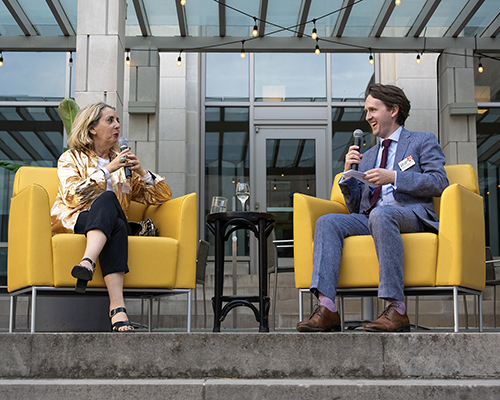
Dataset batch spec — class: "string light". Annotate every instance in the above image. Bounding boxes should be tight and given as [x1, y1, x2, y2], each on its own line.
[252, 17, 258, 37]
[369, 48, 374, 65]
[311, 19, 317, 40]
[273, 180, 277, 190]
[395, 0, 401, 5]
[307, 180, 310, 190]
[314, 38, 320, 55]
[126, 52, 131, 66]
[416, 54, 421, 64]
[177, 50, 183, 67]
[180, 0, 186, 5]
[240, 40, 246, 59]
[478, 57, 483, 73]
[68, 52, 73, 67]
[0, 52, 3, 68]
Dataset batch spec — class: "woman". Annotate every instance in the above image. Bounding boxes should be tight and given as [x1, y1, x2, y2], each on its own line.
[50, 102, 172, 332]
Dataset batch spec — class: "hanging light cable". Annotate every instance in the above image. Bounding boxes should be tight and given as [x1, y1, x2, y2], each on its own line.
[369, 48, 374, 65]
[241, 40, 246, 59]
[478, 57, 483, 73]
[252, 17, 258, 37]
[311, 19, 317, 40]
[314, 38, 320, 55]
[0, 52, 3, 68]
[177, 50, 183, 67]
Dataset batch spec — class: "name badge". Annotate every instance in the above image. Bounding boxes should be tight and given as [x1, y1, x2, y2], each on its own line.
[122, 182, 130, 194]
[398, 156, 415, 171]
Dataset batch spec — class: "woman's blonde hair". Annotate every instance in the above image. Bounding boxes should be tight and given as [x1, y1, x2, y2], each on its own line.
[67, 102, 118, 151]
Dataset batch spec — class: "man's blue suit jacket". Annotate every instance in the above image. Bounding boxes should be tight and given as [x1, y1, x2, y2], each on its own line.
[339, 128, 449, 231]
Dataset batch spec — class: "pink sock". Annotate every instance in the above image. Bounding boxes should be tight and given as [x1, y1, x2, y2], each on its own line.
[318, 293, 337, 313]
[386, 299, 406, 315]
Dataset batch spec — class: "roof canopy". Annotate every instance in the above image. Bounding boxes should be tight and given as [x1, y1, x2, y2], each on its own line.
[0, 0, 498, 53]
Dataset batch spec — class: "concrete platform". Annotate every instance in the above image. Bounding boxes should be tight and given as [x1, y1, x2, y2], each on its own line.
[1, 332, 500, 380]
[1, 378, 500, 400]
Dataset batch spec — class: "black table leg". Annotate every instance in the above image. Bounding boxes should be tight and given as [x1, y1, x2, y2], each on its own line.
[258, 218, 270, 332]
[212, 219, 225, 332]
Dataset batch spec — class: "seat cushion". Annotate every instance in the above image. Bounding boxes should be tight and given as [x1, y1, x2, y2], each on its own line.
[337, 232, 438, 288]
[52, 234, 179, 289]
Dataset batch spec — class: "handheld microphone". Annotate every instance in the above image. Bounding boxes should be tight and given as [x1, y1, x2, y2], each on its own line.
[351, 129, 364, 171]
[118, 137, 132, 178]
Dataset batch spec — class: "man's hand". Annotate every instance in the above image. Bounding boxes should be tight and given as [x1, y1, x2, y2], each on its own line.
[344, 145, 363, 172]
[363, 168, 395, 186]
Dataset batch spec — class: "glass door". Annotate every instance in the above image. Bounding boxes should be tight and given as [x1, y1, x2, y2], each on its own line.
[255, 127, 328, 259]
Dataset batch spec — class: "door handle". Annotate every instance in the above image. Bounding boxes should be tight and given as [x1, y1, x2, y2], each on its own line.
[255, 202, 259, 210]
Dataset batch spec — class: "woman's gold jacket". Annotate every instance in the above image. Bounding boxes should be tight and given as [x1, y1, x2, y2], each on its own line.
[50, 148, 172, 235]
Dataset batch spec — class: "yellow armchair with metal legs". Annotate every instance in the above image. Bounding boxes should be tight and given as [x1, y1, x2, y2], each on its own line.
[293, 164, 485, 332]
[7, 166, 197, 332]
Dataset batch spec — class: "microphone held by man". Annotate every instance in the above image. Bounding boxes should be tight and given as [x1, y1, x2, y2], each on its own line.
[351, 129, 364, 171]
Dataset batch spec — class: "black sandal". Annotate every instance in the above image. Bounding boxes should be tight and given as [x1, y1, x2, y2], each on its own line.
[110, 307, 134, 332]
[71, 257, 95, 293]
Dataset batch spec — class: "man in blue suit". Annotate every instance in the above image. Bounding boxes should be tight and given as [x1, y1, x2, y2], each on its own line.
[297, 84, 449, 333]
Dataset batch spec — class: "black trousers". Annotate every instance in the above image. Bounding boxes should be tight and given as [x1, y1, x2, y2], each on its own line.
[74, 191, 130, 277]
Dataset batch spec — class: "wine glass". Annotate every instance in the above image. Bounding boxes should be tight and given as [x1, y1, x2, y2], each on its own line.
[235, 182, 250, 211]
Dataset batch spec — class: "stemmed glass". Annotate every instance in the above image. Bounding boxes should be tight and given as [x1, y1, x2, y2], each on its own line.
[235, 182, 250, 211]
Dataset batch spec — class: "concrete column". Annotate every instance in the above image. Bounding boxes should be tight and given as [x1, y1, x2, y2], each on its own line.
[158, 53, 200, 198]
[126, 49, 159, 173]
[438, 48, 478, 169]
[379, 53, 439, 137]
[74, 0, 126, 115]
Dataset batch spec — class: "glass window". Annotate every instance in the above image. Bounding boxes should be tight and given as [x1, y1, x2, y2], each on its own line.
[475, 55, 500, 103]
[477, 108, 500, 256]
[343, 0, 385, 37]
[225, 0, 260, 37]
[0, 52, 66, 99]
[265, 0, 302, 37]
[0, 1, 24, 35]
[206, 53, 249, 101]
[255, 53, 326, 102]
[332, 54, 374, 102]
[307, 0, 344, 38]
[332, 107, 373, 176]
[17, 0, 62, 35]
[425, 0, 468, 37]
[183, 0, 219, 36]
[205, 107, 249, 256]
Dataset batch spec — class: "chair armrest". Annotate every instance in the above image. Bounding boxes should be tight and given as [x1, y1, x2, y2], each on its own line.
[145, 193, 197, 289]
[293, 193, 349, 289]
[8, 184, 54, 292]
[436, 183, 485, 291]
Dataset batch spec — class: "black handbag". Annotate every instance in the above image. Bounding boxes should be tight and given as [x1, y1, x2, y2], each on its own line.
[128, 218, 158, 236]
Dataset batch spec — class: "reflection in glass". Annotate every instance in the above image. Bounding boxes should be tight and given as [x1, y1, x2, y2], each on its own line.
[0, 53, 66, 99]
[332, 107, 373, 176]
[255, 53, 326, 102]
[477, 108, 500, 256]
[266, 138, 316, 257]
[205, 107, 249, 256]
[332, 54, 374, 102]
[206, 53, 249, 101]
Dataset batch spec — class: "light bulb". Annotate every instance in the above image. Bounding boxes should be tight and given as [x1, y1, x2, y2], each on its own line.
[241, 51, 246, 59]
[315, 45, 320, 55]
[177, 56, 182, 67]
[416, 54, 421, 64]
[395, 0, 401, 5]
[252, 25, 258, 37]
[180, 0, 186, 5]
[0, 57, 3, 68]
[478, 63, 483, 73]
[369, 54, 374, 65]
[312, 28, 317, 40]
[126, 56, 130, 66]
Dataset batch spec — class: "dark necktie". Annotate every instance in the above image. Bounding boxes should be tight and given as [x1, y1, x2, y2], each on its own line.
[369, 139, 391, 208]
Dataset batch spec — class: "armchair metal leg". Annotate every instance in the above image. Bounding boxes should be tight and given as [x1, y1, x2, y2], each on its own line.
[187, 290, 192, 333]
[453, 286, 459, 333]
[478, 292, 483, 333]
[9, 295, 16, 333]
[339, 297, 345, 332]
[202, 282, 207, 329]
[463, 295, 468, 329]
[31, 287, 37, 333]
[415, 296, 419, 331]
[147, 298, 153, 332]
[194, 284, 198, 329]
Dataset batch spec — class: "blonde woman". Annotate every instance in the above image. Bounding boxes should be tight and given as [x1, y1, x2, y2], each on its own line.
[51, 102, 171, 332]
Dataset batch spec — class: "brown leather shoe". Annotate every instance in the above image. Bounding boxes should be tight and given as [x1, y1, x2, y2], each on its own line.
[296, 305, 341, 332]
[363, 304, 410, 332]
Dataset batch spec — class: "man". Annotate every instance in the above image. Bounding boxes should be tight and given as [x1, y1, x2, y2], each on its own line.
[297, 84, 449, 333]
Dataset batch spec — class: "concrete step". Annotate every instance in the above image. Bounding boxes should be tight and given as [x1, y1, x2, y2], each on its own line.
[2, 332, 500, 380]
[1, 378, 500, 400]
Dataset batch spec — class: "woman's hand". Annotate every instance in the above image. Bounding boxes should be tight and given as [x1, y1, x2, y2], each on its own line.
[105, 149, 148, 177]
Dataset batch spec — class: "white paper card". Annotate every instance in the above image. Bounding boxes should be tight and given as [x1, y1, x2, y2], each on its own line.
[398, 156, 415, 171]
[342, 170, 378, 188]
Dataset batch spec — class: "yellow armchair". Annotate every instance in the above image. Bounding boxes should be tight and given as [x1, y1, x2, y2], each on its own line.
[293, 164, 485, 332]
[7, 166, 197, 332]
